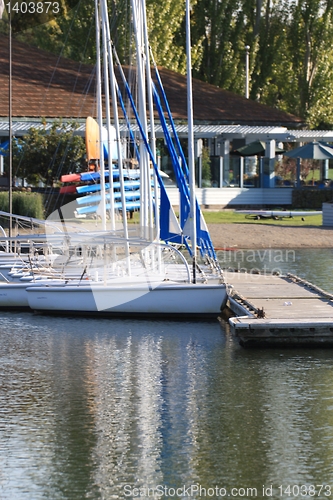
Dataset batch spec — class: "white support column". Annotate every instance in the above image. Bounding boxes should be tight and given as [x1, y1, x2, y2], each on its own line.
[324, 159, 329, 181]
[265, 139, 276, 187]
[220, 139, 229, 187]
[259, 157, 264, 188]
[219, 156, 223, 188]
[198, 155, 202, 188]
[195, 138, 203, 188]
[240, 157, 244, 188]
[195, 138, 203, 158]
[265, 139, 276, 158]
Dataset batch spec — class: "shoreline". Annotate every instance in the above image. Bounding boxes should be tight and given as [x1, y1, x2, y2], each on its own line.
[208, 223, 333, 249]
[3, 220, 332, 250]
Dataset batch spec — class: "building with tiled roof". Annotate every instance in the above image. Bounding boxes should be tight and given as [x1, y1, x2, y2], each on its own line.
[3, 34, 331, 208]
[0, 34, 304, 128]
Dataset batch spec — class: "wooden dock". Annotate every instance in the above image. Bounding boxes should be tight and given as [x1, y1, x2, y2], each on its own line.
[224, 271, 333, 347]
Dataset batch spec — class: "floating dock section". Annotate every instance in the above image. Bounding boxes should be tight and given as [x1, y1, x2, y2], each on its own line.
[225, 271, 333, 347]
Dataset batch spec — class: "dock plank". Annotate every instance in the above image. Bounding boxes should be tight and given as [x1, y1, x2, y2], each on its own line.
[225, 271, 333, 347]
[249, 298, 333, 318]
[228, 283, 320, 299]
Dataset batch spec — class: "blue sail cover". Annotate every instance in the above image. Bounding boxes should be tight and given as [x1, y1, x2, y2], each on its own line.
[112, 55, 217, 260]
[152, 71, 217, 260]
[115, 62, 183, 245]
[159, 186, 183, 244]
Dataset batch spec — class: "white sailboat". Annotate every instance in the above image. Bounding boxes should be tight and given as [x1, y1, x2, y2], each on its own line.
[25, 0, 227, 318]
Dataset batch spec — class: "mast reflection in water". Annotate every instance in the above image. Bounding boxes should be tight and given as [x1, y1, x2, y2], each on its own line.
[1, 248, 333, 499]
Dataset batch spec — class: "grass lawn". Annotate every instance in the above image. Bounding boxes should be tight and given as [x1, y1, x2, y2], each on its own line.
[74, 209, 322, 227]
[201, 210, 322, 226]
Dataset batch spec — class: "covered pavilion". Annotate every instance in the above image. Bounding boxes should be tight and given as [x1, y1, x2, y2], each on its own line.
[1, 34, 332, 206]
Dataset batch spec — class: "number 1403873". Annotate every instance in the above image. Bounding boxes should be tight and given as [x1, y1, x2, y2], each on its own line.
[278, 484, 332, 497]
[6, 2, 60, 14]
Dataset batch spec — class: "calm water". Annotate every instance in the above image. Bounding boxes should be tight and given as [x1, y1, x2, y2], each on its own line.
[1, 249, 333, 500]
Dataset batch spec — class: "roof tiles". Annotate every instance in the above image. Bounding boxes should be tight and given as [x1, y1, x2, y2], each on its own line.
[0, 35, 304, 127]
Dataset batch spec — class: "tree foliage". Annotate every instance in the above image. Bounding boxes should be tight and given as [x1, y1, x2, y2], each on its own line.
[201, 146, 212, 186]
[190, 0, 333, 127]
[6, 0, 333, 128]
[11, 121, 86, 186]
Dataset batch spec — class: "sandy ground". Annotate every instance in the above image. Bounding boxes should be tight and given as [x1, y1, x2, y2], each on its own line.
[8, 219, 332, 249]
[207, 223, 333, 249]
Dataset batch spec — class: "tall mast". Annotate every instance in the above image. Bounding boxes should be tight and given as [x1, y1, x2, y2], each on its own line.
[101, 8, 116, 231]
[186, 0, 197, 283]
[94, 0, 107, 231]
[131, 0, 150, 240]
[140, 0, 155, 242]
[100, 0, 131, 272]
[8, 5, 12, 240]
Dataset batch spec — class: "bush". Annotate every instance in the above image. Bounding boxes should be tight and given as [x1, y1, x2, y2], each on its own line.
[0, 191, 44, 219]
[292, 188, 333, 209]
[201, 146, 212, 186]
[8, 120, 86, 187]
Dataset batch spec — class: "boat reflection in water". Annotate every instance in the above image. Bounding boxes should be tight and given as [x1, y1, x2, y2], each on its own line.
[2, 312, 333, 499]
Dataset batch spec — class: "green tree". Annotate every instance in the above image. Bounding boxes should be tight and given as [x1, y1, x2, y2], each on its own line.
[20, 0, 97, 63]
[191, 0, 333, 128]
[145, 0, 202, 74]
[14, 0, 197, 71]
[7, 0, 333, 129]
[201, 146, 212, 186]
[11, 120, 86, 186]
[285, 0, 333, 126]
[191, 0, 247, 92]
[248, 0, 289, 105]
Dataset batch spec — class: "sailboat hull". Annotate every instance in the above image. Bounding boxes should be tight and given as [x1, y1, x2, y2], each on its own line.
[26, 282, 227, 318]
[0, 280, 67, 309]
[0, 283, 32, 309]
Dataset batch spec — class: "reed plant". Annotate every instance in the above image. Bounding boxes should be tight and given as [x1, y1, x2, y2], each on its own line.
[0, 191, 44, 220]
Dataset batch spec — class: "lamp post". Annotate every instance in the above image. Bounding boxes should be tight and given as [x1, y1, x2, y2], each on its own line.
[245, 45, 250, 99]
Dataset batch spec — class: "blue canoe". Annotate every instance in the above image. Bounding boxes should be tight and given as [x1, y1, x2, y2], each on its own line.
[76, 200, 141, 215]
